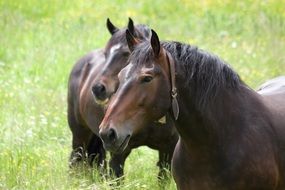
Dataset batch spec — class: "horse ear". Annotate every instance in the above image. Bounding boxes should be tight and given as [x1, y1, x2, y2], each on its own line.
[127, 17, 135, 36]
[150, 29, 160, 57]
[106, 18, 119, 35]
[126, 29, 139, 52]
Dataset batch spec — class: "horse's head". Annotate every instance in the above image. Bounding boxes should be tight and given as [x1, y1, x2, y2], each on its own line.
[92, 18, 151, 105]
[99, 29, 176, 153]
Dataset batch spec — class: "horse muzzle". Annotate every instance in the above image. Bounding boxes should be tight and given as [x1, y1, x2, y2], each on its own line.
[99, 125, 131, 153]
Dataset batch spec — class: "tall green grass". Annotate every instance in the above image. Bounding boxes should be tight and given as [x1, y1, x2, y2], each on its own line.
[0, 0, 284, 189]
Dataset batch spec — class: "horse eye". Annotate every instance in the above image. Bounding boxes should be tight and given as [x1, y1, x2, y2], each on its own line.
[141, 75, 153, 83]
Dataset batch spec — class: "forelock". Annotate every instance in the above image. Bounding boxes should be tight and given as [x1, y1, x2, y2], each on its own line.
[129, 42, 155, 67]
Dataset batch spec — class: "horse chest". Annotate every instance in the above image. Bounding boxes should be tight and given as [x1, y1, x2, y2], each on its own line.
[172, 139, 218, 189]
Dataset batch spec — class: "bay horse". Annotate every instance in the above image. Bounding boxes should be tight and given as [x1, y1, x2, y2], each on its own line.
[99, 29, 285, 189]
[68, 19, 178, 178]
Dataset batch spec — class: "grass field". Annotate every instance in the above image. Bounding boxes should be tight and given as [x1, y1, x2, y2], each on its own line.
[0, 0, 284, 189]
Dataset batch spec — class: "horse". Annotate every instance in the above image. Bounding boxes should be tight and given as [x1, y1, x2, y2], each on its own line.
[257, 76, 285, 95]
[98, 28, 285, 189]
[67, 19, 178, 179]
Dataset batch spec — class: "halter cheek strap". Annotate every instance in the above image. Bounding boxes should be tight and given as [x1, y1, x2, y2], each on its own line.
[166, 52, 179, 120]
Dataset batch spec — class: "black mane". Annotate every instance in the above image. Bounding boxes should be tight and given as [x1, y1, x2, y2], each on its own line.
[130, 41, 243, 110]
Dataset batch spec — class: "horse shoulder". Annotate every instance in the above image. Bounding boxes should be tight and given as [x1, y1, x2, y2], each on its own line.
[221, 135, 279, 189]
[172, 139, 193, 190]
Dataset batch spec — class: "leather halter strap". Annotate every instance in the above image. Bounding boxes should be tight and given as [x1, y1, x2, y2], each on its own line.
[166, 52, 179, 120]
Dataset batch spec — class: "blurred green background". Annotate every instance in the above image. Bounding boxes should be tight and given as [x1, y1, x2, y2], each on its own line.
[0, 0, 284, 189]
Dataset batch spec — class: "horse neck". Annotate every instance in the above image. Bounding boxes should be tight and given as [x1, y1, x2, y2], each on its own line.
[79, 51, 105, 114]
[174, 71, 266, 150]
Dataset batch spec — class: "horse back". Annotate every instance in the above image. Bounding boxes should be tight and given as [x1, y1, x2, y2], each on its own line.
[258, 76, 285, 95]
[258, 76, 285, 133]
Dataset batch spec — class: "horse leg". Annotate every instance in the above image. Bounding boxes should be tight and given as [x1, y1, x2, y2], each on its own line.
[68, 107, 99, 167]
[69, 121, 93, 167]
[87, 134, 106, 171]
[109, 148, 132, 178]
[157, 151, 172, 181]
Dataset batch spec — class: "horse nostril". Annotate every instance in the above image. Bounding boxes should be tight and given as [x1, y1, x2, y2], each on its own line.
[98, 84, 106, 93]
[99, 128, 117, 144]
[92, 83, 106, 100]
[107, 128, 117, 143]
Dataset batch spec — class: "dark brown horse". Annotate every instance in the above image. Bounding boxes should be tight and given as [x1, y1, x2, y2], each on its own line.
[68, 19, 178, 178]
[99, 29, 285, 189]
